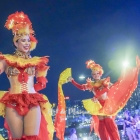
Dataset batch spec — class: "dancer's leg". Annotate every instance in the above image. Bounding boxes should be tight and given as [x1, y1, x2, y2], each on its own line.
[98, 116, 109, 140]
[5, 107, 23, 139]
[104, 117, 120, 140]
[24, 106, 41, 137]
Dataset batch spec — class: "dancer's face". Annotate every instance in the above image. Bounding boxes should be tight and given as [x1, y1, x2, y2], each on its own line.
[92, 71, 101, 80]
[15, 35, 31, 53]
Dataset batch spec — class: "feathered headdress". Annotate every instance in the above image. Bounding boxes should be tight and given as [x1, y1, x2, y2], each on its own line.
[5, 11, 37, 51]
[86, 60, 103, 75]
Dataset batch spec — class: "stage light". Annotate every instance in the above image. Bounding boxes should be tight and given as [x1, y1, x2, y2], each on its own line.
[65, 96, 70, 100]
[79, 75, 85, 80]
[122, 61, 129, 68]
[83, 137, 88, 140]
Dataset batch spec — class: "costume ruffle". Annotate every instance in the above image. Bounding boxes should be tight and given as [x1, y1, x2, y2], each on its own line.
[82, 99, 102, 115]
[0, 92, 47, 115]
[0, 91, 6, 116]
[0, 53, 49, 68]
[0, 91, 54, 140]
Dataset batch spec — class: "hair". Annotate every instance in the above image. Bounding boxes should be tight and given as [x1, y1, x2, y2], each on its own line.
[5, 11, 37, 51]
[86, 60, 104, 76]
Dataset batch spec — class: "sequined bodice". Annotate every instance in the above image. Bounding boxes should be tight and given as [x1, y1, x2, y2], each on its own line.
[5, 66, 35, 76]
[5, 66, 36, 94]
[0, 50, 49, 94]
[8, 75, 36, 94]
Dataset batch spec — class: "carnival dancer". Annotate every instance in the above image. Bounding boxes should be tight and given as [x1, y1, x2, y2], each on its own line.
[67, 59, 139, 140]
[0, 11, 54, 140]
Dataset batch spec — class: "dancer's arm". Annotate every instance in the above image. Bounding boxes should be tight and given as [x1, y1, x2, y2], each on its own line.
[67, 77, 87, 91]
[34, 63, 49, 91]
[0, 60, 6, 74]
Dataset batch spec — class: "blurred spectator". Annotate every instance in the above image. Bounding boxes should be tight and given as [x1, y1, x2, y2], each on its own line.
[123, 111, 137, 140]
[69, 128, 78, 140]
[134, 115, 140, 139]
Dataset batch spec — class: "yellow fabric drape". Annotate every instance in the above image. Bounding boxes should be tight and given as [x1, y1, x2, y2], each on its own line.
[0, 91, 7, 116]
[0, 134, 5, 140]
[0, 54, 48, 67]
[55, 68, 71, 140]
[0, 91, 6, 140]
[82, 99, 102, 115]
[40, 95, 54, 140]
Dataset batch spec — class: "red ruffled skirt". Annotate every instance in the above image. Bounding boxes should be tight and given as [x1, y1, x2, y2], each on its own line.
[0, 92, 50, 140]
[0, 92, 47, 115]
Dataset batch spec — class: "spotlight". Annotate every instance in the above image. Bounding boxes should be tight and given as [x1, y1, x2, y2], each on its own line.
[79, 75, 85, 80]
[83, 137, 88, 140]
[122, 61, 129, 68]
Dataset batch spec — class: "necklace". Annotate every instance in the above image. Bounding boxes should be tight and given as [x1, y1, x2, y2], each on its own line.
[14, 50, 31, 59]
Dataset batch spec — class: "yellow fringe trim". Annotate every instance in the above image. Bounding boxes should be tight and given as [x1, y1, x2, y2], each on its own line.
[0, 91, 6, 116]
[82, 98, 122, 116]
[36, 70, 47, 77]
[82, 99, 103, 115]
[0, 54, 47, 67]
[40, 95, 54, 140]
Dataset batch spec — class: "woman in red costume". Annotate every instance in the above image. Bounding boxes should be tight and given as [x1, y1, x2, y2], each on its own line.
[67, 59, 139, 140]
[0, 12, 54, 140]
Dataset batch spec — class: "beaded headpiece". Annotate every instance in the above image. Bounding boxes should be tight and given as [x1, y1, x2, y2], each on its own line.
[5, 11, 37, 51]
[86, 60, 104, 75]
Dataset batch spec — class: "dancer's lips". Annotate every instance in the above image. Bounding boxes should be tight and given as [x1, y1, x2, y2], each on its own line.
[23, 46, 30, 50]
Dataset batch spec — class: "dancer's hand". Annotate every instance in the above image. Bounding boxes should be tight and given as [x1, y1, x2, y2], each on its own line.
[67, 76, 73, 82]
[92, 97, 98, 102]
[86, 77, 92, 83]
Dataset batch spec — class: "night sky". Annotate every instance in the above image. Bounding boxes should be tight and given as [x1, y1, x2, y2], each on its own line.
[0, 0, 140, 125]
